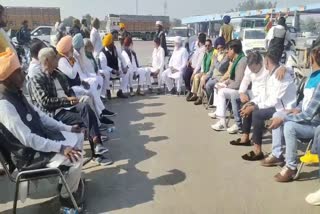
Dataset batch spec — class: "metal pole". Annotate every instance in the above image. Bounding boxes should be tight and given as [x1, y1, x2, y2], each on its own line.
[136, 0, 139, 15]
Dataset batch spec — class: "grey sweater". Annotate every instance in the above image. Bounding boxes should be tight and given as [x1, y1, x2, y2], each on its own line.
[226, 57, 247, 90]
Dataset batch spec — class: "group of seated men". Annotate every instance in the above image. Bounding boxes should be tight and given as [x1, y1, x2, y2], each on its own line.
[2, 15, 320, 207]
[166, 32, 320, 205]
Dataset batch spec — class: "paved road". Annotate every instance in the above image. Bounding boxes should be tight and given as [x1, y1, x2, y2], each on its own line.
[1, 42, 320, 214]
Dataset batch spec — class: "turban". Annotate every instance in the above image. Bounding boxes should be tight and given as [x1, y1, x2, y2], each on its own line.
[174, 36, 182, 44]
[123, 37, 133, 47]
[56, 35, 73, 55]
[156, 21, 163, 26]
[72, 33, 84, 50]
[223, 15, 231, 24]
[214, 37, 226, 49]
[102, 33, 113, 47]
[0, 48, 20, 81]
[119, 23, 126, 29]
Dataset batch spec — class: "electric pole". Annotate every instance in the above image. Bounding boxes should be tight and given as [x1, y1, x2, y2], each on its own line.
[136, 0, 139, 15]
[164, 0, 168, 16]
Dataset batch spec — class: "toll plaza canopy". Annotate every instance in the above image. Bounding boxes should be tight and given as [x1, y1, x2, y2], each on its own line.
[182, 3, 320, 24]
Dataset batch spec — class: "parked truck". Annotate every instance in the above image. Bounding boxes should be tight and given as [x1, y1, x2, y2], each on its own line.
[3, 6, 60, 36]
[105, 14, 170, 41]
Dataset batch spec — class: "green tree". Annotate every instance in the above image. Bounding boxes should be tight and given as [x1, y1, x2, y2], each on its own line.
[62, 16, 76, 27]
[235, 0, 277, 11]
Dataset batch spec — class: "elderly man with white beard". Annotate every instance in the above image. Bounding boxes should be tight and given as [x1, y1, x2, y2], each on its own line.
[161, 36, 188, 95]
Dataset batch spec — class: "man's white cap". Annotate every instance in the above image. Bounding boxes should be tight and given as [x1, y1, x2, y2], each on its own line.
[156, 21, 163, 26]
[174, 36, 182, 44]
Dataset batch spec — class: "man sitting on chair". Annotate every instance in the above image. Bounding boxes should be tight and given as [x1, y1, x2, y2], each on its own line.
[99, 33, 129, 99]
[145, 38, 165, 94]
[0, 48, 83, 207]
[161, 36, 188, 95]
[262, 46, 320, 182]
[122, 37, 150, 96]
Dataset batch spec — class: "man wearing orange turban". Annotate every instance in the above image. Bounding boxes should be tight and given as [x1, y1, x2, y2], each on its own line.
[0, 47, 85, 208]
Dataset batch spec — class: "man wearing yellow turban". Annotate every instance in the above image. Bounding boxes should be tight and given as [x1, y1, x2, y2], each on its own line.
[99, 33, 130, 98]
[0, 47, 85, 208]
[118, 22, 131, 47]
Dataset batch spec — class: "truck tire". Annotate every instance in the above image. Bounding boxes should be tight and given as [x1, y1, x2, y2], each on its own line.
[146, 33, 152, 41]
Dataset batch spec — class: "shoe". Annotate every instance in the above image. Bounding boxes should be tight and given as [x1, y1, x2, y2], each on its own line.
[94, 144, 109, 155]
[101, 109, 117, 117]
[170, 88, 177, 95]
[94, 155, 114, 166]
[274, 166, 297, 182]
[130, 87, 135, 97]
[157, 88, 163, 95]
[107, 90, 112, 100]
[261, 154, 285, 167]
[117, 90, 128, 99]
[187, 95, 197, 102]
[227, 124, 239, 134]
[186, 92, 193, 101]
[211, 121, 227, 131]
[306, 189, 320, 206]
[194, 97, 203, 105]
[100, 116, 114, 125]
[242, 151, 265, 161]
[136, 89, 145, 96]
[208, 111, 217, 119]
[300, 151, 319, 164]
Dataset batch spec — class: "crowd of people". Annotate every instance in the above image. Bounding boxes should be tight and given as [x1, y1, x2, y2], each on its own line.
[1, 3, 320, 210]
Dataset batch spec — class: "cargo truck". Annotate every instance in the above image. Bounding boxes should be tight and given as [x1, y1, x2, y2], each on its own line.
[105, 14, 170, 41]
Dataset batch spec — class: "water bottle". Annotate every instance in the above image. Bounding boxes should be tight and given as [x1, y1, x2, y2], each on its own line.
[61, 207, 79, 214]
[107, 127, 116, 133]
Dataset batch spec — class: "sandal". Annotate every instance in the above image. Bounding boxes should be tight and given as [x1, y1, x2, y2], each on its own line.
[230, 138, 252, 146]
[242, 151, 265, 161]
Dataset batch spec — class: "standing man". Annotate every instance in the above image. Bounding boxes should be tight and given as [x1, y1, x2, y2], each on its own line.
[265, 17, 292, 64]
[17, 20, 31, 45]
[155, 21, 168, 57]
[90, 18, 103, 59]
[70, 19, 81, 37]
[80, 19, 90, 39]
[0, 4, 14, 52]
[119, 23, 131, 47]
[219, 15, 234, 43]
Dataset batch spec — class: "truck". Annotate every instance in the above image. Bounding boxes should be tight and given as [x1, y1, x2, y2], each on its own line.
[105, 14, 170, 41]
[3, 6, 60, 36]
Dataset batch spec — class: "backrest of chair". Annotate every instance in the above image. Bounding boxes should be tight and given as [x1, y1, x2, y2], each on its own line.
[296, 76, 307, 106]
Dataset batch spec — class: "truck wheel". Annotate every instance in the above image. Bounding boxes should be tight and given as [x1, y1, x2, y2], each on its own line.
[146, 33, 151, 41]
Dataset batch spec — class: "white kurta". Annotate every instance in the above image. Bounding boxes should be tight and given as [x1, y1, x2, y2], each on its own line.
[58, 57, 105, 116]
[121, 49, 149, 87]
[161, 47, 189, 92]
[99, 47, 130, 92]
[90, 27, 103, 58]
[0, 99, 83, 198]
[145, 46, 165, 87]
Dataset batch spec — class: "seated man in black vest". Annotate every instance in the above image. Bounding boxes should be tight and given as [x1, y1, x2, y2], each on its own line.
[0, 48, 83, 206]
[99, 33, 129, 98]
[29, 47, 113, 166]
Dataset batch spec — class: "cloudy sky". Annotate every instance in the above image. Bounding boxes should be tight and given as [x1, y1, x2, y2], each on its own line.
[1, 0, 319, 19]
